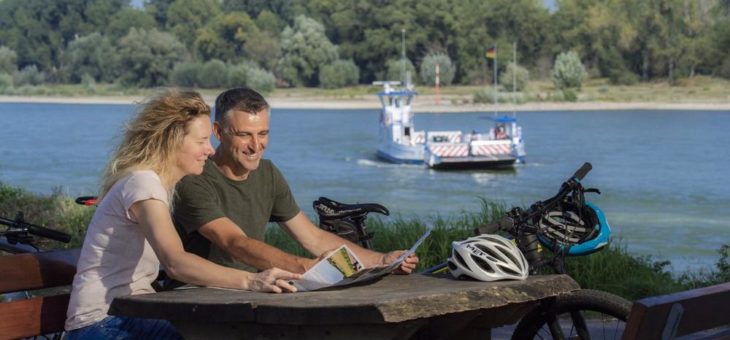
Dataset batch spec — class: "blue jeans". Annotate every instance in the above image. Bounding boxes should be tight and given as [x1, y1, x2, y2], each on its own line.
[66, 316, 182, 340]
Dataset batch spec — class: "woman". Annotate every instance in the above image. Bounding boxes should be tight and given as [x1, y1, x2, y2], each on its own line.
[65, 89, 301, 339]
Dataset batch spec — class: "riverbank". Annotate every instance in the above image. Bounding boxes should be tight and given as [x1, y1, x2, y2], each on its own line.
[2, 94, 730, 112]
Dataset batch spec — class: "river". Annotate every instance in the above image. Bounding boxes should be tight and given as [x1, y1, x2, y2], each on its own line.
[1, 102, 728, 273]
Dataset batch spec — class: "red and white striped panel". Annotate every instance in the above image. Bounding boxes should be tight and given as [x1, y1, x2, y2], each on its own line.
[428, 132, 462, 143]
[429, 144, 469, 158]
[412, 133, 425, 144]
[471, 143, 512, 156]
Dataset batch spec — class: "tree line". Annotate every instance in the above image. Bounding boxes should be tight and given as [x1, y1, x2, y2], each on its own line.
[1, 0, 729, 90]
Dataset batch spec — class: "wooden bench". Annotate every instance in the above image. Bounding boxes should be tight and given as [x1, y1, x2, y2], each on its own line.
[622, 281, 730, 340]
[0, 249, 80, 339]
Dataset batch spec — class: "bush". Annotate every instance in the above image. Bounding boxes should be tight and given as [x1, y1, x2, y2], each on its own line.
[562, 89, 578, 102]
[318, 59, 360, 88]
[14, 65, 46, 86]
[169, 61, 203, 87]
[227, 63, 249, 88]
[551, 51, 585, 90]
[198, 59, 228, 88]
[245, 66, 276, 93]
[0, 72, 12, 89]
[0, 46, 18, 74]
[473, 88, 511, 104]
[609, 69, 638, 85]
[500, 62, 529, 92]
[420, 53, 455, 86]
[384, 58, 417, 83]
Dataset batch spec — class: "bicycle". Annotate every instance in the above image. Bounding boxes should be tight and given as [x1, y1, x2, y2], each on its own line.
[1, 211, 71, 254]
[314, 162, 632, 340]
[1, 211, 73, 340]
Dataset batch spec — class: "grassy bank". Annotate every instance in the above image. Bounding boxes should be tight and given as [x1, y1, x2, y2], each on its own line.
[2, 76, 730, 106]
[2, 183, 727, 301]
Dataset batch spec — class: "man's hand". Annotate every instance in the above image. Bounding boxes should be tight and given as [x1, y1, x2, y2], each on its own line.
[381, 250, 419, 274]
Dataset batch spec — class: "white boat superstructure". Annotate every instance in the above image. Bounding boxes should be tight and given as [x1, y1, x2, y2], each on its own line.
[374, 81, 526, 169]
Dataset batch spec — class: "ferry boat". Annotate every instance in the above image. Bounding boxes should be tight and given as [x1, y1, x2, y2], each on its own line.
[375, 81, 526, 169]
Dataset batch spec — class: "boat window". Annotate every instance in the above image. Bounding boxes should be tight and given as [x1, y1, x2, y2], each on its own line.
[404, 127, 411, 136]
[432, 136, 448, 143]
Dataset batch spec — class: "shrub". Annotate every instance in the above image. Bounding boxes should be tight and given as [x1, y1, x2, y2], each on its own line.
[473, 88, 511, 104]
[169, 61, 203, 87]
[551, 51, 585, 90]
[609, 69, 638, 85]
[500, 62, 529, 92]
[0, 46, 18, 74]
[562, 89, 578, 102]
[246, 66, 276, 93]
[384, 58, 417, 84]
[198, 59, 228, 88]
[420, 53, 455, 86]
[0, 72, 12, 89]
[227, 63, 249, 88]
[14, 65, 46, 86]
[318, 59, 360, 89]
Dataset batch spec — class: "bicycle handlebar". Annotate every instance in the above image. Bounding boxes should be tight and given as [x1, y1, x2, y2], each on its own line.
[0, 216, 71, 243]
[573, 162, 592, 181]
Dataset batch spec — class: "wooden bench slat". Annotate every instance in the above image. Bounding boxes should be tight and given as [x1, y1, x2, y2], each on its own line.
[622, 282, 730, 339]
[0, 294, 70, 339]
[0, 249, 79, 294]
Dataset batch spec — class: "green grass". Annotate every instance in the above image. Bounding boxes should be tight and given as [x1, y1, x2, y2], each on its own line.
[2, 182, 727, 301]
[2, 76, 729, 104]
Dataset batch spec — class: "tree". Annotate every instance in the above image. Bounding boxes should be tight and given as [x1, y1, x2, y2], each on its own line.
[106, 8, 156, 40]
[500, 62, 529, 92]
[195, 12, 258, 62]
[551, 51, 585, 89]
[117, 28, 187, 87]
[276, 15, 339, 87]
[166, 0, 221, 50]
[0, 0, 127, 78]
[319, 59, 360, 88]
[420, 53, 455, 86]
[0, 46, 17, 74]
[384, 58, 417, 83]
[61, 33, 119, 83]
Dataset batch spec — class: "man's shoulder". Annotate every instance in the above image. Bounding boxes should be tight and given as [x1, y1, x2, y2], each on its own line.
[178, 160, 220, 192]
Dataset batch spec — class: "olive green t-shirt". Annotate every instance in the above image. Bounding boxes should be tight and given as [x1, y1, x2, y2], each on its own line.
[173, 159, 300, 271]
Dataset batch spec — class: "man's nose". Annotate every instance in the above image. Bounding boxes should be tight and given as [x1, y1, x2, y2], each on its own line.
[248, 135, 260, 150]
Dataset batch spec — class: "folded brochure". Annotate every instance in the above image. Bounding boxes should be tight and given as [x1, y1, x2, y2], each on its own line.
[292, 225, 433, 291]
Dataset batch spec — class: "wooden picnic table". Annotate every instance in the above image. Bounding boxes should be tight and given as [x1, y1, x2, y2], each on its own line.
[109, 274, 580, 340]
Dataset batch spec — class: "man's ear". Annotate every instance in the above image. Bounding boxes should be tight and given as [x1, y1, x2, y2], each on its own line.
[213, 121, 223, 141]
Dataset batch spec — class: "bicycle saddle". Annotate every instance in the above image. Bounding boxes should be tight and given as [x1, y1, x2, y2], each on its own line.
[313, 197, 389, 219]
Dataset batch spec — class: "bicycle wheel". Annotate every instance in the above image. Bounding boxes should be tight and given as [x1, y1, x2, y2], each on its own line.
[511, 289, 631, 340]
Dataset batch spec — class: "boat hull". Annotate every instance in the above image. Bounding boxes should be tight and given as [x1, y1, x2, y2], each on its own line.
[428, 157, 516, 170]
[376, 143, 424, 164]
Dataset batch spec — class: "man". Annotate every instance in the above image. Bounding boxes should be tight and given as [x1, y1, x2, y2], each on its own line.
[173, 87, 418, 274]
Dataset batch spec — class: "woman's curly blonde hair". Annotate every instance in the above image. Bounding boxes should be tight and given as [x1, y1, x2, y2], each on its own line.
[99, 89, 210, 200]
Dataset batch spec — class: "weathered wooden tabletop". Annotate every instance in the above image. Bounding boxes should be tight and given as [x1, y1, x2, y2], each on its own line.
[110, 274, 579, 340]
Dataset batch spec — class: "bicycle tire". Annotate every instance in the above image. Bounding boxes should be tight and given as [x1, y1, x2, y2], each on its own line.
[511, 289, 631, 340]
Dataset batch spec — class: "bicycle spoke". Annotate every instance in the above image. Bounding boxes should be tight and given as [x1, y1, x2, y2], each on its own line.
[569, 310, 590, 339]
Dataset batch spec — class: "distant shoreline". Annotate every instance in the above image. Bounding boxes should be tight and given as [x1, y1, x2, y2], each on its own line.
[2, 94, 729, 113]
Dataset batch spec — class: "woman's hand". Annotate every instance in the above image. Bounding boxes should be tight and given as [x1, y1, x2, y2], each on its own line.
[249, 268, 302, 293]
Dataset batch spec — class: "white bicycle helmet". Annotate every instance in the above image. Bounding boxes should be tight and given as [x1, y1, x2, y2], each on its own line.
[448, 234, 529, 281]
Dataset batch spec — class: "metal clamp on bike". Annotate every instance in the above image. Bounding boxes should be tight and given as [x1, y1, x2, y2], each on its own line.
[313, 196, 389, 250]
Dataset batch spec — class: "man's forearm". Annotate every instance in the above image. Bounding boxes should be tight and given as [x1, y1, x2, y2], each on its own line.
[228, 236, 313, 273]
